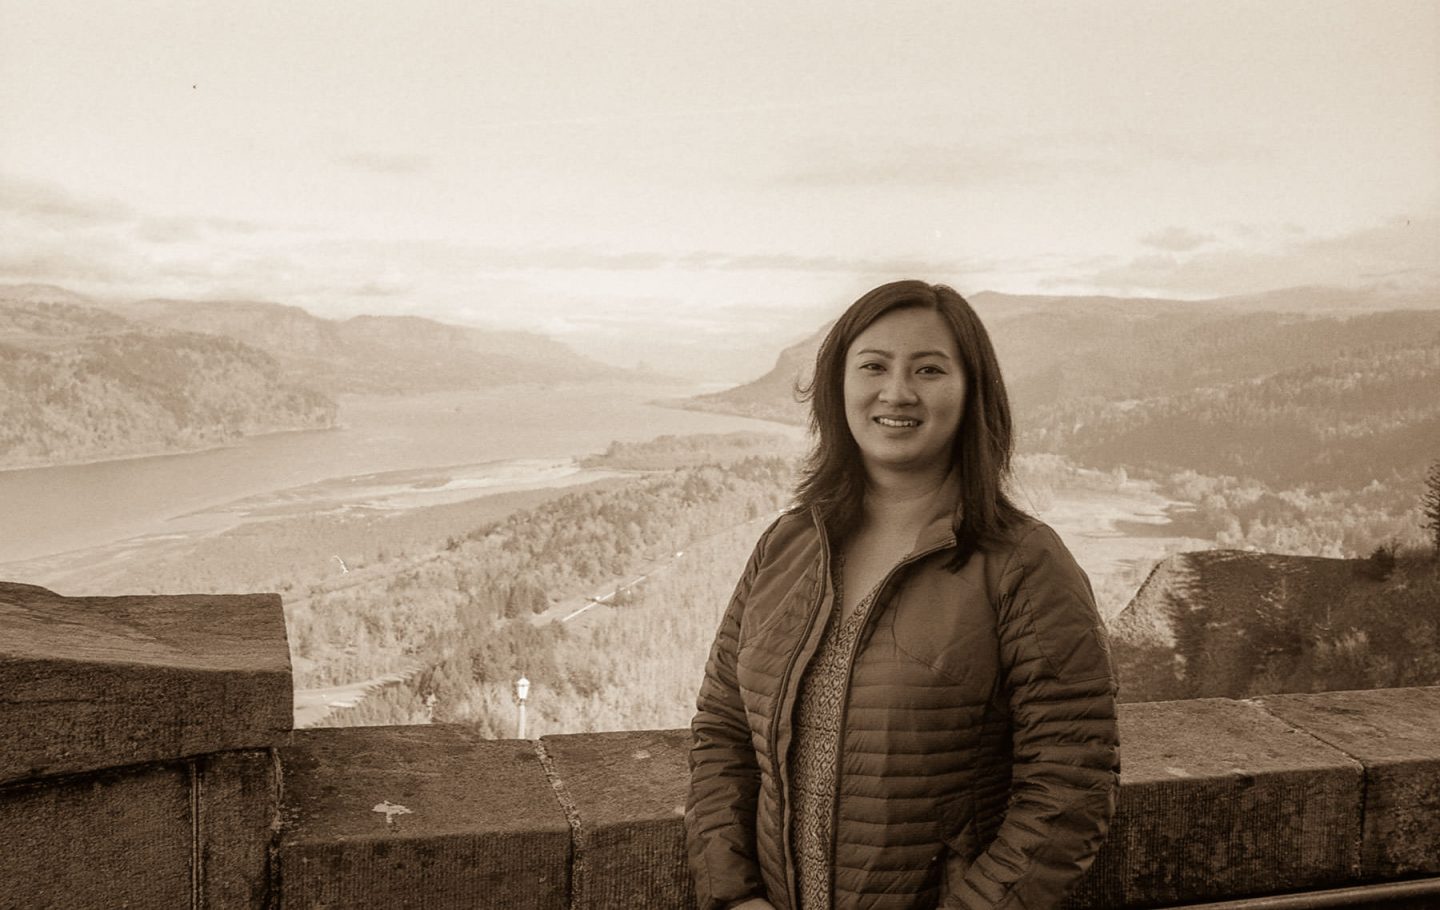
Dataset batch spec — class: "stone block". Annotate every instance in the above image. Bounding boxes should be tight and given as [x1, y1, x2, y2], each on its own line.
[0, 761, 192, 910]
[1067, 698, 1362, 909]
[1254, 686, 1440, 877]
[198, 749, 279, 909]
[0, 581, 292, 785]
[539, 728, 693, 910]
[277, 725, 570, 910]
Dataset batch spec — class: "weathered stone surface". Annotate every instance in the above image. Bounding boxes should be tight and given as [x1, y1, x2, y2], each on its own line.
[539, 728, 693, 910]
[1254, 686, 1440, 878]
[277, 725, 570, 910]
[0, 761, 192, 909]
[198, 749, 279, 909]
[1067, 698, 1362, 909]
[0, 581, 292, 785]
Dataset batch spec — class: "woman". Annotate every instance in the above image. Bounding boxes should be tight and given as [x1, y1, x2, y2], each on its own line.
[685, 280, 1119, 910]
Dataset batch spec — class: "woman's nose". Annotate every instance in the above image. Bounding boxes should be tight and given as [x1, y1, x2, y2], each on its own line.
[880, 373, 918, 404]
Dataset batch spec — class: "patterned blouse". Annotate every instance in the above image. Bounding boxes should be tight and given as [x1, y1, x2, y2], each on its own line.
[788, 554, 884, 910]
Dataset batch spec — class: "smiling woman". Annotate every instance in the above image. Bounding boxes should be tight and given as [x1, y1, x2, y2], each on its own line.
[843, 307, 968, 486]
[685, 280, 1120, 910]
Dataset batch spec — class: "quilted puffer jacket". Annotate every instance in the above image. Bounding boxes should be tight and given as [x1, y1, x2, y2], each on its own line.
[685, 487, 1120, 910]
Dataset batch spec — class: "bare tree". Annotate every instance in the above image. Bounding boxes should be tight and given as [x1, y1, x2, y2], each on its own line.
[1423, 461, 1440, 559]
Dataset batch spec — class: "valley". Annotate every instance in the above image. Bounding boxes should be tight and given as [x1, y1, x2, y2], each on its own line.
[4, 281, 1436, 733]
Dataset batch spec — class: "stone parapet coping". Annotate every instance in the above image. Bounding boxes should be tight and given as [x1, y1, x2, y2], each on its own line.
[1252, 687, 1440, 881]
[0, 749, 277, 910]
[276, 726, 571, 909]
[1, 572, 1434, 909]
[269, 687, 1439, 910]
[3, 689, 1435, 908]
[0, 582, 292, 785]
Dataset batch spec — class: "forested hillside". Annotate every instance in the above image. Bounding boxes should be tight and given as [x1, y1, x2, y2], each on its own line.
[994, 305, 1440, 416]
[291, 446, 797, 733]
[1032, 335, 1440, 486]
[683, 324, 829, 425]
[680, 294, 1440, 558]
[682, 294, 1440, 434]
[581, 431, 802, 470]
[107, 295, 631, 393]
[58, 430, 800, 732]
[0, 281, 645, 468]
[1110, 548, 1440, 702]
[0, 294, 336, 470]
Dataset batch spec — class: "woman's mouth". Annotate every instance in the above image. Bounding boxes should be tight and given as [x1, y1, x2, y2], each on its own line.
[874, 416, 921, 428]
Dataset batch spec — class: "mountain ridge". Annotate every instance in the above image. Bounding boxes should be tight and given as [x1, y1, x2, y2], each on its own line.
[104, 295, 631, 393]
[0, 294, 338, 471]
[677, 289, 1440, 489]
[1109, 548, 1440, 701]
[0, 282, 638, 469]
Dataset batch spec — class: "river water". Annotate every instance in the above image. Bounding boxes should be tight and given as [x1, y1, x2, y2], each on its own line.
[0, 382, 805, 569]
[0, 381, 1203, 619]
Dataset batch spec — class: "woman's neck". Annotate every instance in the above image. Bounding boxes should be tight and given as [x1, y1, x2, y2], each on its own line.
[859, 465, 952, 533]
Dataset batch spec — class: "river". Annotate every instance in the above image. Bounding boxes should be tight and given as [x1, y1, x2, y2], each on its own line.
[0, 382, 1204, 619]
[0, 382, 805, 572]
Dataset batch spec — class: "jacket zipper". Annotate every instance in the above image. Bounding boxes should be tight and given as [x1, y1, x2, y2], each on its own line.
[827, 536, 954, 905]
[773, 513, 832, 910]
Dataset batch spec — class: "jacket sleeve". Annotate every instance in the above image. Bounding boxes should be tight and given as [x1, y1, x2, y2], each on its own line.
[685, 520, 778, 910]
[945, 524, 1121, 910]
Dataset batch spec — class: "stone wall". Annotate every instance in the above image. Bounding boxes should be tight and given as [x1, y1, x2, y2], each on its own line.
[3, 580, 1439, 909]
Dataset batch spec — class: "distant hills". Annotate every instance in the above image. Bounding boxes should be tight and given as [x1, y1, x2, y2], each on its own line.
[681, 288, 1440, 488]
[9, 280, 1437, 475]
[1109, 548, 1440, 701]
[684, 322, 833, 426]
[106, 295, 629, 394]
[0, 284, 634, 470]
[1044, 333, 1439, 486]
[0, 292, 336, 470]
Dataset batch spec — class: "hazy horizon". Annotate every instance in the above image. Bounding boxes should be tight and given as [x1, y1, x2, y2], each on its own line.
[3, 1, 1437, 380]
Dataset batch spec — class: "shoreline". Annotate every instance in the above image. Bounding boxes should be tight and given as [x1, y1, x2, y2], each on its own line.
[0, 379, 727, 477]
[0, 457, 631, 593]
[0, 420, 342, 477]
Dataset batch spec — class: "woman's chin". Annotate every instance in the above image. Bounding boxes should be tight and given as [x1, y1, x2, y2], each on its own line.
[860, 447, 950, 478]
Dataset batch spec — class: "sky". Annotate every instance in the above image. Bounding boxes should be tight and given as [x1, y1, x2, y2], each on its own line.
[2, 1, 1437, 380]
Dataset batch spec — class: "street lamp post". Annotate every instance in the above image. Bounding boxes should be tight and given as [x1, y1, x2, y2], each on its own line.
[516, 675, 530, 739]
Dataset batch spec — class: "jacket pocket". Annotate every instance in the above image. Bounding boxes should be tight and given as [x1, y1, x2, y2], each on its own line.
[936, 791, 979, 895]
[936, 791, 978, 859]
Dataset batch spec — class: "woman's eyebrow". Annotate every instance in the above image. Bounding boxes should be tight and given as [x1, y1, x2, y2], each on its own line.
[853, 347, 953, 359]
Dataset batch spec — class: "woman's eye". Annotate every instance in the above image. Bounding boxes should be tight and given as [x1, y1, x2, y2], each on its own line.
[917, 365, 945, 375]
[859, 362, 884, 372]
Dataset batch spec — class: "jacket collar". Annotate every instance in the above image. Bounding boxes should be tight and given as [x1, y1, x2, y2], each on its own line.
[811, 465, 964, 557]
[909, 464, 963, 556]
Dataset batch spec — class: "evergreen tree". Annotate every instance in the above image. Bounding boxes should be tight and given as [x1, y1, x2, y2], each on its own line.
[1423, 461, 1440, 558]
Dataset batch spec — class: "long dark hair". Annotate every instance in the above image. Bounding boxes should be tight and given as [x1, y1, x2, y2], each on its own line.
[794, 279, 1027, 568]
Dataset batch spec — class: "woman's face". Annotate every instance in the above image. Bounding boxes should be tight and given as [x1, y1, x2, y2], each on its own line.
[843, 306, 967, 481]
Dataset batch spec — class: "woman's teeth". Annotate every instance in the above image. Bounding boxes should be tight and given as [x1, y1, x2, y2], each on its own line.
[875, 416, 920, 427]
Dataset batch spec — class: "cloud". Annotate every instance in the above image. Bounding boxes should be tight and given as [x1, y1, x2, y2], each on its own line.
[767, 123, 1259, 192]
[434, 244, 993, 276]
[0, 214, 173, 294]
[775, 139, 1127, 189]
[1076, 213, 1440, 297]
[336, 153, 432, 175]
[133, 214, 270, 244]
[0, 176, 134, 227]
[350, 280, 413, 298]
[0, 175, 273, 264]
[0, 173, 322, 301]
[1140, 226, 1217, 252]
